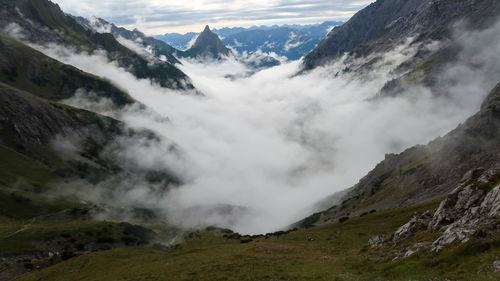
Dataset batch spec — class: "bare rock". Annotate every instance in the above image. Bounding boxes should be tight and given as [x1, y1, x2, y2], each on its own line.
[493, 260, 500, 272]
[404, 249, 415, 258]
[391, 164, 500, 253]
[432, 183, 500, 252]
[393, 211, 432, 242]
[480, 185, 500, 217]
[368, 235, 386, 248]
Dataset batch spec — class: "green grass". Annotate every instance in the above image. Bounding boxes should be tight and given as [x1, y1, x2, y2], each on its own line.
[0, 145, 57, 191]
[13, 201, 499, 281]
[0, 32, 134, 107]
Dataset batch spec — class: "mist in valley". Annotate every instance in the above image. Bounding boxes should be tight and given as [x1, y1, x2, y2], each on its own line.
[6, 19, 500, 234]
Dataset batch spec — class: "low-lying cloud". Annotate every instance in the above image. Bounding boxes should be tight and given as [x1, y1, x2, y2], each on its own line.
[17, 20, 500, 234]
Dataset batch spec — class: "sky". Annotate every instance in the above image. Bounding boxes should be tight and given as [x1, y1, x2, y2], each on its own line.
[50, 0, 373, 35]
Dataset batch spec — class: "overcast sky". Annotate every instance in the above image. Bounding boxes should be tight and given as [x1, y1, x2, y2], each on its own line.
[51, 0, 372, 35]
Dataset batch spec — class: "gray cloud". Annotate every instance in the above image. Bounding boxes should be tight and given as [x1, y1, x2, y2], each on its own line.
[50, 0, 372, 34]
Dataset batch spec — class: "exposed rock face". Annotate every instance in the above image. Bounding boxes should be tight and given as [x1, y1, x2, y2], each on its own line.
[303, 0, 500, 71]
[386, 164, 500, 253]
[430, 167, 500, 252]
[182, 25, 231, 59]
[368, 235, 386, 248]
[393, 211, 432, 242]
[493, 260, 500, 272]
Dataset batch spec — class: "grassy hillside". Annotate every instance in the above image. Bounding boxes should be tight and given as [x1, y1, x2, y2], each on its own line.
[8, 200, 500, 281]
[0, 0, 194, 90]
[0, 32, 134, 107]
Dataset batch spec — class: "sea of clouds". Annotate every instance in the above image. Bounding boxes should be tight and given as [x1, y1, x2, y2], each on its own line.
[6, 19, 500, 234]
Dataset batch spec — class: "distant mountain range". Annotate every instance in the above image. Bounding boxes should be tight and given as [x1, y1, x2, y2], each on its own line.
[154, 21, 344, 60]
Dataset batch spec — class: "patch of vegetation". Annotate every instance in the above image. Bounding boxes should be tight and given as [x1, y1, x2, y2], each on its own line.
[0, 32, 134, 107]
[14, 201, 497, 281]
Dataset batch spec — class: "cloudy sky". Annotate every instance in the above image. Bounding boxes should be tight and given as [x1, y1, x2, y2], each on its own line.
[51, 0, 372, 35]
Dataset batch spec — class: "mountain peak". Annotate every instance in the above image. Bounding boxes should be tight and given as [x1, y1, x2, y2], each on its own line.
[182, 24, 231, 59]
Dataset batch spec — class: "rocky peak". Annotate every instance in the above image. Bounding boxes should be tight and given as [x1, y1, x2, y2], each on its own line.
[182, 24, 231, 59]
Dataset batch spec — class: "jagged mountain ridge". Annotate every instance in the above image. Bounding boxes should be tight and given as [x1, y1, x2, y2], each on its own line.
[222, 27, 326, 61]
[304, 0, 500, 70]
[74, 16, 180, 65]
[302, 0, 500, 96]
[0, 0, 194, 90]
[155, 21, 342, 60]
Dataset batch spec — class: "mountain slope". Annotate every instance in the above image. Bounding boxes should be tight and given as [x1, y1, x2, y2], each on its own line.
[0, 32, 134, 107]
[181, 25, 231, 59]
[0, 0, 194, 90]
[302, 0, 500, 79]
[13, 199, 500, 281]
[74, 16, 180, 65]
[307, 82, 500, 226]
[153, 32, 198, 51]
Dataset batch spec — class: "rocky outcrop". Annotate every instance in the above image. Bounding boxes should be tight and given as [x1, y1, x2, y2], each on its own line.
[430, 165, 500, 252]
[385, 164, 500, 254]
[393, 211, 432, 242]
[368, 235, 386, 248]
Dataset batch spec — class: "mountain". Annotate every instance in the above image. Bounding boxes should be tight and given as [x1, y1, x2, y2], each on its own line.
[181, 25, 231, 59]
[298, 21, 343, 37]
[2, 0, 500, 280]
[0, 32, 134, 108]
[302, 0, 500, 80]
[222, 27, 319, 61]
[301, 81, 500, 227]
[155, 21, 343, 60]
[177, 25, 281, 70]
[154, 32, 199, 51]
[0, 0, 194, 90]
[0, 80, 179, 279]
[74, 16, 180, 65]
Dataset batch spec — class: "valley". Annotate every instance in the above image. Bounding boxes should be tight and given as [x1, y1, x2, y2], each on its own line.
[1, 0, 500, 280]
